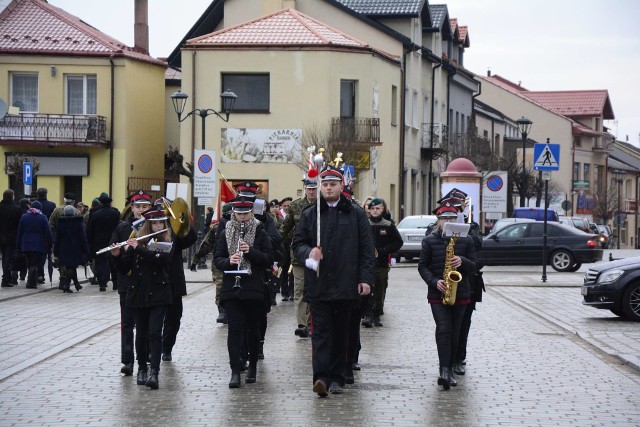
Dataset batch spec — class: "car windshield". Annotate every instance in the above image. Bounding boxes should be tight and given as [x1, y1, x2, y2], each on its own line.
[398, 217, 435, 229]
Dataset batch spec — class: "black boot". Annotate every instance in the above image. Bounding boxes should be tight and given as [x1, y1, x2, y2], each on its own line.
[136, 368, 148, 385]
[61, 277, 73, 293]
[71, 270, 82, 291]
[449, 371, 457, 387]
[438, 367, 451, 390]
[145, 369, 159, 389]
[361, 316, 372, 328]
[229, 369, 241, 388]
[216, 306, 226, 323]
[372, 316, 383, 327]
[245, 364, 257, 383]
[26, 267, 38, 289]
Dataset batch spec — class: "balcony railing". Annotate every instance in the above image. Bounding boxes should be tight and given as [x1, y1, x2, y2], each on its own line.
[330, 117, 381, 146]
[624, 199, 637, 213]
[0, 113, 108, 145]
[421, 123, 448, 160]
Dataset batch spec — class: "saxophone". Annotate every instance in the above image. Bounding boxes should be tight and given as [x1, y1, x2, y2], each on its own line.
[442, 235, 462, 305]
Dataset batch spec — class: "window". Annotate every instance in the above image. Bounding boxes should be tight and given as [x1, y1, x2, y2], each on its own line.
[66, 75, 96, 114]
[391, 85, 398, 126]
[222, 73, 269, 113]
[573, 162, 580, 181]
[11, 73, 38, 112]
[583, 163, 590, 183]
[340, 80, 356, 118]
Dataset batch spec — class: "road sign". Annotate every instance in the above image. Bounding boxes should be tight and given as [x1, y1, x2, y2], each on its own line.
[23, 162, 32, 185]
[193, 150, 217, 198]
[533, 143, 560, 171]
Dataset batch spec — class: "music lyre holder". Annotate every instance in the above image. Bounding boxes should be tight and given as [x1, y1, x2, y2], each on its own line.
[442, 222, 470, 238]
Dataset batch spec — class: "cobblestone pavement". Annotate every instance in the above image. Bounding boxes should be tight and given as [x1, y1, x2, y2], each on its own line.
[0, 253, 638, 426]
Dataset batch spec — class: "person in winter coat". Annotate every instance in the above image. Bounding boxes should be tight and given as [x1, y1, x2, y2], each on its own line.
[292, 166, 375, 397]
[12, 198, 31, 282]
[417, 202, 477, 391]
[87, 193, 121, 291]
[0, 190, 23, 287]
[16, 201, 53, 289]
[53, 205, 89, 293]
[113, 207, 173, 390]
[213, 196, 273, 389]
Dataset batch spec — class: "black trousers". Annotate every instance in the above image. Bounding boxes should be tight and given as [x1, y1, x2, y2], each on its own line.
[309, 300, 352, 386]
[94, 254, 110, 286]
[132, 305, 167, 372]
[456, 302, 476, 363]
[224, 299, 262, 370]
[345, 306, 361, 369]
[430, 303, 467, 368]
[1, 244, 15, 284]
[119, 293, 135, 365]
[162, 297, 183, 355]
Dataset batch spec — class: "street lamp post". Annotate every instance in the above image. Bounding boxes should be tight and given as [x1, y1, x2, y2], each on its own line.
[516, 117, 533, 207]
[170, 89, 237, 267]
[612, 169, 626, 249]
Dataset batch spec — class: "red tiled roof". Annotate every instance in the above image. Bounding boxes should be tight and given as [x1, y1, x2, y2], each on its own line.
[485, 75, 529, 92]
[0, 0, 165, 66]
[187, 8, 399, 61]
[525, 90, 614, 120]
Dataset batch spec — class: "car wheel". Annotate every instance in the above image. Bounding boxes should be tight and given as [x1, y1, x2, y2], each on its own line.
[550, 250, 575, 272]
[621, 282, 640, 322]
[609, 307, 627, 318]
[567, 262, 582, 272]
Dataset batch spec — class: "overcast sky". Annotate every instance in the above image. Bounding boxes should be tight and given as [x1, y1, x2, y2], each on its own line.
[48, 0, 640, 146]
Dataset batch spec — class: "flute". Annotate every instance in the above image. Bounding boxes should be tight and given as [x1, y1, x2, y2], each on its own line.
[95, 229, 168, 255]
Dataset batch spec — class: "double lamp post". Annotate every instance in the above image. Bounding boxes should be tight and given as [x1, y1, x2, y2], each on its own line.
[517, 116, 533, 208]
[170, 89, 237, 266]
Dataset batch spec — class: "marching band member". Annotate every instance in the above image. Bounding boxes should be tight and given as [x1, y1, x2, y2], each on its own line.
[113, 206, 173, 390]
[213, 196, 273, 388]
[417, 202, 476, 390]
[109, 190, 151, 377]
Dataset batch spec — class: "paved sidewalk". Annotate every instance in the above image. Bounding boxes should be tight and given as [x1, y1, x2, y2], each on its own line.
[1, 263, 639, 425]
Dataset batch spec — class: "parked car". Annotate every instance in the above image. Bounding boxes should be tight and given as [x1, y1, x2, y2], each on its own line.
[558, 216, 591, 233]
[582, 256, 640, 321]
[588, 222, 609, 249]
[394, 215, 437, 262]
[490, 217, 535, 234]
[478, 222, 603, 272]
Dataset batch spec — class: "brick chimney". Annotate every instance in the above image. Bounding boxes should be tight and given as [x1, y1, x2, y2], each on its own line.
[134, 0, 149, 54]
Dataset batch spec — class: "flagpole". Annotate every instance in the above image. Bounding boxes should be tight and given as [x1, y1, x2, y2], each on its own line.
[313, 152, 324, 278]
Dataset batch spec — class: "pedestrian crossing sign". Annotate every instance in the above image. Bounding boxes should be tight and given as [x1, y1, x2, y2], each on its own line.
[533, 143, 560, 171]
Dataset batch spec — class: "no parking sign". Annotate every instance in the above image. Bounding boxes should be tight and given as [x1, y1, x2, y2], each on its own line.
[482, 171, 507, 213]
[194, 150, 217, 198]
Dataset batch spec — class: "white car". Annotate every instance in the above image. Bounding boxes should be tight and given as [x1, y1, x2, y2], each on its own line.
[490, 217, 535, 233]
[394, 215, 437, 262]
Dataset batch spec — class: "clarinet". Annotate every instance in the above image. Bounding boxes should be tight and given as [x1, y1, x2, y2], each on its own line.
[233, 222, 246, 289]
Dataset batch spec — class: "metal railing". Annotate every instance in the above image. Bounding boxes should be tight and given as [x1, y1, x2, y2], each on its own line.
[0, 113, 108, 144]
[330, 117, 381, 146]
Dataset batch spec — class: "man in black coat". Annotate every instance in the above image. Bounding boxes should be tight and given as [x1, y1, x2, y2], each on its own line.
[0, 190, 23, 287]
[87, 192, 120, 291]
[292, 166, 374, 397]
[35, 187, 56, 219]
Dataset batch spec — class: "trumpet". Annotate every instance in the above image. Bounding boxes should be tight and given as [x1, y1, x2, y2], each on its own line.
[233, 222, 246, 289]
[95, 228, 168, 255]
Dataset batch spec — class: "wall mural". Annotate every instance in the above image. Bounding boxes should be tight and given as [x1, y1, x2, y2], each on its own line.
[221, 128, 302, 164]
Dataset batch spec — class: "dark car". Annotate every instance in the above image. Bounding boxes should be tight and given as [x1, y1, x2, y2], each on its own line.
[582, 256, 640, 321]
[478, 222, 603, 272]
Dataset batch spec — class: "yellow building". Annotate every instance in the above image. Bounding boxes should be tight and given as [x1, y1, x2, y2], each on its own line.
[0, 0, 166, 209]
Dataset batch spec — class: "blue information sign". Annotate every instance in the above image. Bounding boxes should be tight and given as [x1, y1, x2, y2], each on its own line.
[533, 143, 560, 171]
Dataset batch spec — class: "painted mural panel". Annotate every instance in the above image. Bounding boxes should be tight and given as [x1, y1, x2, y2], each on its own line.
[221, 128, 302, 164]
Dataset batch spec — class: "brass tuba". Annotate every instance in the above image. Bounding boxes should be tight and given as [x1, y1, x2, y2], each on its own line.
[442, 235, 462, 305]
[160, 197, 191, 239]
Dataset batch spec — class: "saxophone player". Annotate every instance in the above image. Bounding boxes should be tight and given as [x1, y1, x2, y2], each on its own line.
[417, 201, 477, 390]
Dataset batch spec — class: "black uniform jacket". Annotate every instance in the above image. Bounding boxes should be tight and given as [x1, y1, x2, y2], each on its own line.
[369, 216, 403, 267]
[117, 243, 173, 309]
[292, 194, 375, 302]
[417, 229, 477, 301]
[213, 223, 273, 304]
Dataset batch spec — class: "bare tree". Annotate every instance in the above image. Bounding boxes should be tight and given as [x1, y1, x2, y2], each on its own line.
[165, 145, 193, 184]
[591, 181, 619, 224]
[4, 154, 40, 198]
